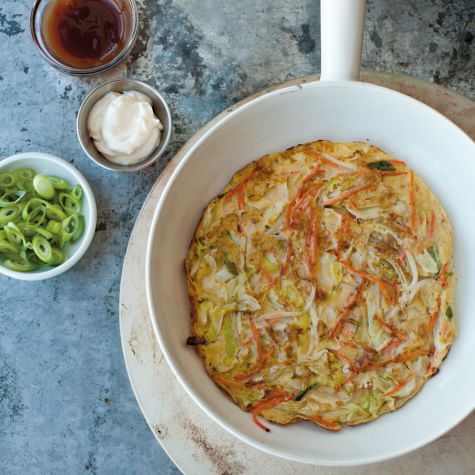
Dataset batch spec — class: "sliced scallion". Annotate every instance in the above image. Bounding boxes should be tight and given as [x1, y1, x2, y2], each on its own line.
[47, 176, 69, 190]
[14, 168, 35, 181]
[0, 173, 15, 187]
[0, 205, 21, 225]
[58, 192, 81, 215]
[2, 259, 37, 272]
[0, 167, 86, 272]
[33, 175, 56, 200]
[32, 235, 53, 263]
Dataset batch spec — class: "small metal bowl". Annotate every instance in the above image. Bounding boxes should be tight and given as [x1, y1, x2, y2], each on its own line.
[76, 79, 172, 172]
[30, 0, 139, 76]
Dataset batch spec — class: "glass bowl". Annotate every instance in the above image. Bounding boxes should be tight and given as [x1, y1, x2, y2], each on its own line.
[30, 0, 139, 76]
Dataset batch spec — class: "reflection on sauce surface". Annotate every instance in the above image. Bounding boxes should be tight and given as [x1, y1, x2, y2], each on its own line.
[41, 0, 133, 69]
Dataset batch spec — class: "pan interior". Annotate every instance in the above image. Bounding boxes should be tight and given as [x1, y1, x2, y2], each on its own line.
[147, 80, 475, 465]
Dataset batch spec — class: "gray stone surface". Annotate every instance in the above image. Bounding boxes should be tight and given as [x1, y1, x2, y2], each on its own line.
[0, 0, 473, 473]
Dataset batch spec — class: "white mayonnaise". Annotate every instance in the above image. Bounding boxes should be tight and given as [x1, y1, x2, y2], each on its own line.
[87, 91, 163, 166]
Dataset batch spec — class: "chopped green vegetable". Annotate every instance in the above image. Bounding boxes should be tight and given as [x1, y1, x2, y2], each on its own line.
[0, 205, 21, 225]
[47, 176, 69, 190]
[58, 192, 81, 216]
[33, 175, 56, 200]
[295, 383, 319, 401]
[427, 245, 441, 277]
[44, 203, 66, 222]
[263, 255, 279, 274]
[71, 185, 83, 201]
[32, 235, 53, 263]
[367, 160, 396, 171]
[223, 314, 237, 358]
[0, 173, 14, 187]
[446, 305, 453, 320]
[427, 245, 440, 266]
[224, 259, 238, 276]
[2, 259, 36, 272]
[0, 190, 26, 207]
[13, 168, 35, 181]
[0, 167, 86, 272]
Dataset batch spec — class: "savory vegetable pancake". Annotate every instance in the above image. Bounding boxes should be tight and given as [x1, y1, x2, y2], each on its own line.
[185, 140, 455, 431]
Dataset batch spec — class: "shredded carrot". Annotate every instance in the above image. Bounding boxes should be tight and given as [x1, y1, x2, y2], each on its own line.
[439, 262, 448, 288]
[311, 209, 319, 276]
[252, 391, 289, 432]
[382, 337, 401, 354]
[328, 349, 354, 368]
[235, 371, 257, 381]
[235, 320, 268, 381]
[212, 374, 243, 388]
[252, 412, 271, 432]
[295, 184, 320, 211]
[409, 170, 416, 229]
[374, 315, 408, 341]
[241, 337, 253, 348]
[336, 213, 350, 258]
[340, 260, 391, 303]
[305, 206, 315, 261]
[280, 241, 292, 277]
[428, 296, 441, 331]
[428, 211, 436, 240]
[380, 170, 408, 176]
[286, 166, 324, 227]
[388, 159, 406, 166]
[381, 349, 428, 367]
[391, 281, 399, 301]
[260, 266, 273, 282]
[341, 340, 359, 349]
[326, 183, 373, 206]
[330, 280, 367, 338]
[319, 155, 346, 170]
[224, 171, 256, 209]
[237, 185, 245, 209]
[384, 379, 409, 396]
[308, 415, 341, 431]
[303, 203, 319, 277]
[334, 372, 356, 394]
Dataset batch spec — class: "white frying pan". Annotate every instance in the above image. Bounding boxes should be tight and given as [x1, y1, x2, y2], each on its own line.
[146, 0, 475, 465]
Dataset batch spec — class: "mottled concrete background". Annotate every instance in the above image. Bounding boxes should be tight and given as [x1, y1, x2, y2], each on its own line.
[0, 0, 473, 474]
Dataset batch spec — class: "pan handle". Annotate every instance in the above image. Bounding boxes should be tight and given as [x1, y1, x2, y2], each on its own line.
[320, 0, 366, 82]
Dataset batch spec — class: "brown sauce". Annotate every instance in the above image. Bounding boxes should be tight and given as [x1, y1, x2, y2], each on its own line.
[41, 0, 133, 69]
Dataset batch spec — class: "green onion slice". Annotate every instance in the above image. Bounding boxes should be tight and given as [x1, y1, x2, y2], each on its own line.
[72, 215, 85, 242]
[58, 192, 81, 215]
[46, 220, 61, 235]
[5, 223, 26, 247]
[23, 225, 53, 240]
[2, 259, 37, 272]
[13, 168, 35, 181]
[15, 179, 34, 192]
[47, 176, 69, 190]
[0, 190, 26, 207]
[32, 235, 53, 263]
[45, 203, 67, 221]
[50, 247, 65, 266]
[26, 206, 46, 227]
[33, 175, 56, 200]
[61, 214, 80, 241]
[0, 205, 21, 225]
[71, 185, 83, 201]
[0, 238, 19, 254]
[0, 173, 15, 187]
[22, 198, 47, 220]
